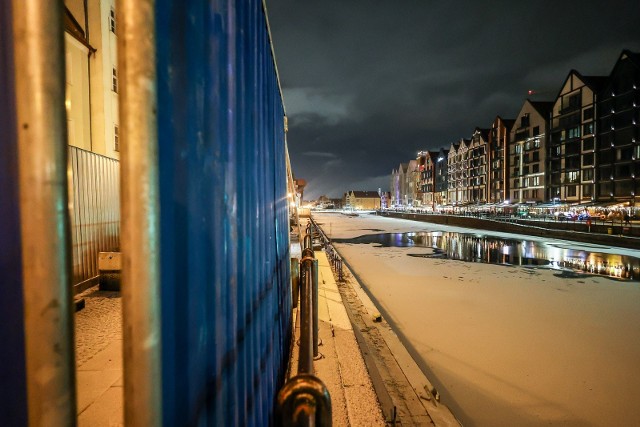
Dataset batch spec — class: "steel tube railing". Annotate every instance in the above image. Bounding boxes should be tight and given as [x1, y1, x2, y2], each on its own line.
[12, 0, 77, 424]
[298, 254, 315, 375]
[313, 258, 319, 357]
[277, 220, 331, 425]
[118, 0, 163, 424]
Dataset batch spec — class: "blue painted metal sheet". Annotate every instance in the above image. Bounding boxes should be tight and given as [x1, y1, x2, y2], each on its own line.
[0, 1, 28, 425]
[155, 1, 291, 424]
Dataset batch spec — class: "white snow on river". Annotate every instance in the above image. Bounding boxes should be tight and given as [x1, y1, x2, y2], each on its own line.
[313, 212, 640, 427]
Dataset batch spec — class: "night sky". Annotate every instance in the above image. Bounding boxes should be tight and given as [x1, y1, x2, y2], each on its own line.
[267, 1, 640, 200]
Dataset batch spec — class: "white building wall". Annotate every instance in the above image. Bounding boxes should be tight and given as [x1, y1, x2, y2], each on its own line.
[65, 34, 91, 151]
[88, 0, 119, 159]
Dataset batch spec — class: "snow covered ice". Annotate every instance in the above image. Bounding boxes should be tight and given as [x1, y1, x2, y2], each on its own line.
[314, 212, 640, 427]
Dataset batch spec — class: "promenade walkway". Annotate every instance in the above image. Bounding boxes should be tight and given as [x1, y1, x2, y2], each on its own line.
[73, 233, 459, 426]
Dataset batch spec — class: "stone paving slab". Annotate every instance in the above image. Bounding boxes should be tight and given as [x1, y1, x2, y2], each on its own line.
[289, 250, 386, 426]
[74, 288, 123, 426]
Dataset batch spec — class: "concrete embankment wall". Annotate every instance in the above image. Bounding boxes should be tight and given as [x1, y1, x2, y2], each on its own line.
[379, 212, 640, 250]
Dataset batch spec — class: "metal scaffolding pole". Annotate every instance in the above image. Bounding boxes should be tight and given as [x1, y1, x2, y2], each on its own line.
[11, 0, 76, 424]
[118, 0, 162, 425]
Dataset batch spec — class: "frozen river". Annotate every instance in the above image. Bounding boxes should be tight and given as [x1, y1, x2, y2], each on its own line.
[313, 212, 640, 427]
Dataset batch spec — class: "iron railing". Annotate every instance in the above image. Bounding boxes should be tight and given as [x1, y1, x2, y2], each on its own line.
[277, 221, 332, 426]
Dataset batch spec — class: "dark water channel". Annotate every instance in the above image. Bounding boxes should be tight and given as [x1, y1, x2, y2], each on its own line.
[332, 231, 640, 281]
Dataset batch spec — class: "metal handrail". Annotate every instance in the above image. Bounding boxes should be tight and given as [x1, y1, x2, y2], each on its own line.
[310, 218, 344, 282]
[277, 221, 332, 425]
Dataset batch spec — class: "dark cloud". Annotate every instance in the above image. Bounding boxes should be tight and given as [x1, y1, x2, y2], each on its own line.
[267, 0, 640, 199]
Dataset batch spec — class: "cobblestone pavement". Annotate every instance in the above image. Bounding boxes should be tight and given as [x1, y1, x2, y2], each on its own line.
[75, 288, 122, 367]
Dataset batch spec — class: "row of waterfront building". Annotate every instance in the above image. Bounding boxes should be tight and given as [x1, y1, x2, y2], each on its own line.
[390, 50, 640, 214]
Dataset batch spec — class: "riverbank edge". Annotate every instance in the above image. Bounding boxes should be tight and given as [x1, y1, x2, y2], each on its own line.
[378, 211, 640, 250]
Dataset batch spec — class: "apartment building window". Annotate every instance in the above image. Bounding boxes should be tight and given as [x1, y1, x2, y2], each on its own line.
[515, 130, 529, 141]
[583, 152, 594, 166]
[533, 126, 540, 136]
[567, 126, 581, 140]
[566, 156, 581, 169]
[616, 164, 632, 178]
[567, 171, 580, 183]
[600, 150, 613, 164]
[533, 138, 540, 148]
[583, 107, 594, 121]
[110, 8, 116, 33]
[533, 164, 540, 173]
[566, 141, 581, 156]
[583, 122, 594, 135]
[560, 113, 580, 128]
[567, 185, 577, 197]
[114, 125, 119, 152]
[583, 168, 594, 181]
[567, 94, 580, 110]
[524, 141, 531, 150]
[523, 190, 529, 199]
[112, 68, 118, 92]
[532, 177, 540, 186]
[533, 151, 540, 162]
[620, 146, 634, 160]
[520, 114, 530, 128]
[583, 137, 594, 151]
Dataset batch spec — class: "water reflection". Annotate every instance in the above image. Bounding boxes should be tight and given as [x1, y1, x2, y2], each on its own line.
[333, 231, 640, 281]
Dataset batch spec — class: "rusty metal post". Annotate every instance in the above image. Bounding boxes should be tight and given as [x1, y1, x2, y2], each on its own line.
[277, 374, 332, 427]
[304, 233, 313, 251]
[12, 0, 76, 424]
[313, 259, 320, 358]
[291, 258, 300, 309]
[299, 256, 315, 375]
[118, 0, 162, 425]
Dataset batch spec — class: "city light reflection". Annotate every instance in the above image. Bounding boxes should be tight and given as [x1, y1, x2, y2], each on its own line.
[334, 231, 640, 281]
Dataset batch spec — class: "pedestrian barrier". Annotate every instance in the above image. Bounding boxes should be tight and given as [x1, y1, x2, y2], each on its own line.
[311, 217, 344, 282]
[277, 221, 332, 426]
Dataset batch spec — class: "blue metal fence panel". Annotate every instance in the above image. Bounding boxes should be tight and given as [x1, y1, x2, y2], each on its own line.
[155, 1, 291, 424]
[0, 1, 28, 424]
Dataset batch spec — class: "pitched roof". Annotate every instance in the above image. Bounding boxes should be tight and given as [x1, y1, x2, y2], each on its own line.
[349, 190, 380, 198]
[529, 101, 554, 118]
[580, 75, 608, 91]
[502, 118, 516, 130]
[554, 69, 607, 100]
[603, 50, 640, 89]
[474, 127, 490, 141]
